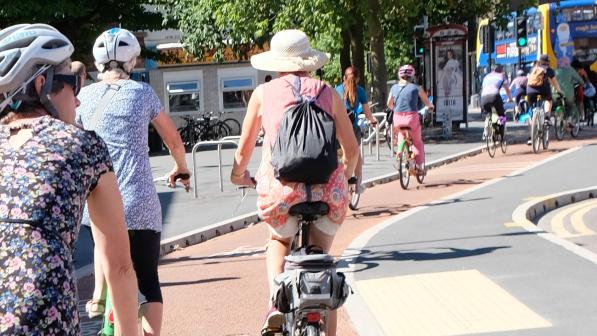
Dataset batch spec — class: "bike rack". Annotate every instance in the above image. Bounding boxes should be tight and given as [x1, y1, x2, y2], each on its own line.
[360, 111, 388, 161]
[191, 139, 240, 197]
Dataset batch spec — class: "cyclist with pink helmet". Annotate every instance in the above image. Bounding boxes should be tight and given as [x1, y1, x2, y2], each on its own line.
[387, 65, 433, 172]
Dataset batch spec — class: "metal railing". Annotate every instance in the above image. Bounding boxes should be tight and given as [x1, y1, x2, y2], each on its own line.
[191, 139, 239, 197]
[359, 111, 391, 161]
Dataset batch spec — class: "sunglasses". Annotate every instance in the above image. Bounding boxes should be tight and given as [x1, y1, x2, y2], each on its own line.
[53, 74, 81, 96]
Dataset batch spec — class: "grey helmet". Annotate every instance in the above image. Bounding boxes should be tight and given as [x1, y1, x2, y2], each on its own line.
[0, 24, 74, 114]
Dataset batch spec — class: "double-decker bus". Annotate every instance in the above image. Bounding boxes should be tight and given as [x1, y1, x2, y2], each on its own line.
[476, 0, 597, 77]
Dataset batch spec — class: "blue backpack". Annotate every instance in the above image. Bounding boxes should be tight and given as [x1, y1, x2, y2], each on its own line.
[271, 77, 338, 184]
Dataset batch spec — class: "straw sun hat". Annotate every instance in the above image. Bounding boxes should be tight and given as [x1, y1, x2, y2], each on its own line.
[250, 29, 329, 72]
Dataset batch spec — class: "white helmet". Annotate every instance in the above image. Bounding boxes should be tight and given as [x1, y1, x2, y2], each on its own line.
[93, 28, 140, 72]
[0, 23, 74, 98]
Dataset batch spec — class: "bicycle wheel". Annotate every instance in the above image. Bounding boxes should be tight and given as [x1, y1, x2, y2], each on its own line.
[305, 324, 320, 336]
[397, 143, 410, 190]
[223, 118, 241, 136]
[416, 160, 426, 184]
[500, 123, 507, 154]
[385, 127, 393, 151]
[177, 126, 194, 149]
[542, 121, 549, 150]
[485, 117, 496, 158]
[530, 108, 541, 154]
[570, 113, 580, 137]
[554, 114, 565, 140]
[349, 187, 360, 210]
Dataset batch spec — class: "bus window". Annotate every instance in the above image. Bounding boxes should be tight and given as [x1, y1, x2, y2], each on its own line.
[527, 15, 536, 34]
[583, 8, 594, 20]
[496, 28, 504, 41]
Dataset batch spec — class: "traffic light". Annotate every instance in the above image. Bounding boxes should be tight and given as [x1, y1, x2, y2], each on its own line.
[516, 16, 528, 47]
[415, 39, 424, 57]
[482, 25, 495, 53]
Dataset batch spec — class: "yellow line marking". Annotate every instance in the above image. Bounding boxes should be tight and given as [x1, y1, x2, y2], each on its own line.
[551, 202, 596, 238]
[357, 269, 551, 336]
[570, 200, 597, 237]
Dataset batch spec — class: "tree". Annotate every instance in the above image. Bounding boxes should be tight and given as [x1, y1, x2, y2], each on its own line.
[0, 1, 168, 63]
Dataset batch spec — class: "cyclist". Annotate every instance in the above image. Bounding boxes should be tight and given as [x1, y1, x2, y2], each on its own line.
[0, 24, 138, 335]
[387, 64, 433, 173]
[480, 64, 512, 137]
[335, 66, 377, 194]
[555, 57, 584, 123]
[76, 27, 191, 335]
[230, 29, 359, 336]
[510, 69, 527, 120]
[526, 55, 563, 122]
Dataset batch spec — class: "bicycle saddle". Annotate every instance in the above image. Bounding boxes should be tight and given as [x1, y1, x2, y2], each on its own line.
[398, 126, 412, 130]
[289, 201, 329, 218]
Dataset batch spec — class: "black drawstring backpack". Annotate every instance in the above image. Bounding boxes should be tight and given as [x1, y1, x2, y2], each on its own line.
[271, 76, 338, 184]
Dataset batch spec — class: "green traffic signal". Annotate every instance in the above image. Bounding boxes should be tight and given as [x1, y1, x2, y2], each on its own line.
[418, 47, 424, 54]
[518, 37, 527, 47]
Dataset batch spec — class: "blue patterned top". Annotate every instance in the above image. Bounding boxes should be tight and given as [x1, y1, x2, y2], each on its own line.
[76, 80, 163, 231]
[0, 116, 113, 335]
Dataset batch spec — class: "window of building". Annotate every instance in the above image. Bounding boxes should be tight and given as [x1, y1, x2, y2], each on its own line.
[166, 81, 201, 114]
[218, 67, 257, 112]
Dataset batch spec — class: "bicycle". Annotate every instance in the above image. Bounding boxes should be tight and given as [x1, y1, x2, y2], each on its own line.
[394, 125, 425, 190]
[553, 92, 580, 140]
[530, 95, 550, 154]
[483, 108, 507, 158]
[265, 183, 353, 336]
[177, 113, 229, 149]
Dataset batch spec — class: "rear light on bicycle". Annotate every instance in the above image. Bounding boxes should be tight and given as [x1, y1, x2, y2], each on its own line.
[108, 309, 115, 325]
[306, 311, 321, 323]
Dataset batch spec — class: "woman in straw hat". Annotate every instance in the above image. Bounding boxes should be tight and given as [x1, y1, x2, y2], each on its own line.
[230, 29, 359, 335]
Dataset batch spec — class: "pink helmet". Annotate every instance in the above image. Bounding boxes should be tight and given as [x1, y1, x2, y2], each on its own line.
[398, 64, 415, 78]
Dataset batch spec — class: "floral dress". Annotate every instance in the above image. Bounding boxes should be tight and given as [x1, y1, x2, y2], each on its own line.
[0, 116, 113, 335]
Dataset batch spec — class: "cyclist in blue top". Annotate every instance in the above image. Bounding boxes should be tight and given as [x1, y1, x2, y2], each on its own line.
[335, 66, 376, 194]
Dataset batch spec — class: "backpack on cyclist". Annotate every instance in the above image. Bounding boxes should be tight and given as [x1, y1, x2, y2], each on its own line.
[271, 77, 337, 184]
[272, 252, 350, 313]
[527, 66, 546, 87]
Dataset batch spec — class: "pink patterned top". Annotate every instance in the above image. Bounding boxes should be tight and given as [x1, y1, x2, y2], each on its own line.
[255, 74, 349, 228]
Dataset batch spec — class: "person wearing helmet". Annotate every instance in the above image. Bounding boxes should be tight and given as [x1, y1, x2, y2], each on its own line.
[480, 64, 513, 137]
[0, 24, 139, 335]
[510, 69, 527, 119]
[76, 27, 190, 335]
[387, 65, 433, 173]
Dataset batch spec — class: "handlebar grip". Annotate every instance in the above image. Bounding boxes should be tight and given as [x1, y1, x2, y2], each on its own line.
[347, 176, 358, 184]
[173, 173, 190, 181]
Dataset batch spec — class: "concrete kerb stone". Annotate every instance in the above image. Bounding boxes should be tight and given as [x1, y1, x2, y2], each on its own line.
[512, 185, 597, 229]
[159, 144, 487, 256]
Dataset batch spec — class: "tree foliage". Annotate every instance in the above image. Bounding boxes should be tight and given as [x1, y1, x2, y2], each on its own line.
[0, 0, 168, 63]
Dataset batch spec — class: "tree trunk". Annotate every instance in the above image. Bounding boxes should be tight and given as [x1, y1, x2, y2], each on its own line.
[340, 28, 352, 75]
[366, 0, 387, 107]
[348, 19, 366, 87]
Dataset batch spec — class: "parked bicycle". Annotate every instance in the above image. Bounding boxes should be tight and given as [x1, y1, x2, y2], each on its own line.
[529, 95, 550, 154]
[177, 112, 229, 149]
[266, 186, 352, 336]
[553, 92, 580, 140]
[394, 125, 426, 190]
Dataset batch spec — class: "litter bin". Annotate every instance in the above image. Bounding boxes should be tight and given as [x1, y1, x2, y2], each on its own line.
[148, 125, 163, 153]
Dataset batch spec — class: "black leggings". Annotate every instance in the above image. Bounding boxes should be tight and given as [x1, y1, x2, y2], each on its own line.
[481, 94, 505, 117]
[129, 230, 163, 304]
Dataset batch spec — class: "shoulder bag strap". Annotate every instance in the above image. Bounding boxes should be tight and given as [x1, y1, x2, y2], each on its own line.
[86, 83, 121, 131]
[393, 85, 407, 110]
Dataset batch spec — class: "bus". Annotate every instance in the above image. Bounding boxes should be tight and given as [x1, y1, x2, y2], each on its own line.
[476, 0, 597, 77]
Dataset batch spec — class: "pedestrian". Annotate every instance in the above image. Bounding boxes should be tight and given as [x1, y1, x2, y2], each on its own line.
[76, 27, 191, 335]
[230, 29, 359, 336]
[335, 66, 377, 194]
[0, 23, 139, 335]
[387, 65, 434, 173]
[71, 61, 88, 87]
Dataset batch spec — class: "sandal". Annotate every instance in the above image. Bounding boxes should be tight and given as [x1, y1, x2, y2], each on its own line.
[85, 299, 105, 319]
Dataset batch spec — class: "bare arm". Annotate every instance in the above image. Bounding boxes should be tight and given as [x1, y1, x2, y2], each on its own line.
[386, 92, 395, 110]
[418, 87, 433, 108]
[152, 111, 191, 189]
[87, 173, 138, 336]
[332, 88, 359, 178]
[231, 86, 262, 185]
[362, 103, 376, 124]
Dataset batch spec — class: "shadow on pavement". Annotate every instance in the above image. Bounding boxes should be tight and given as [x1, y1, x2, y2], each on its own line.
[160, 277, 240, 287]
[350, 205, 412, 218]
[160, 248, 266, 265]
[342, 245, 510, 273]
[427, 196, 491, 207]
[421, 179, 488, 189]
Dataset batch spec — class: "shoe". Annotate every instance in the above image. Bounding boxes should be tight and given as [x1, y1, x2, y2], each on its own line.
[526, 137, 532, 146]
[261, 307, 283, 334]
[85, 299, 105, 319]
[355, 184, 366, 194]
